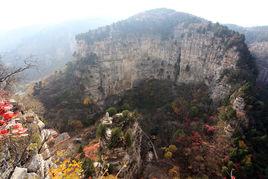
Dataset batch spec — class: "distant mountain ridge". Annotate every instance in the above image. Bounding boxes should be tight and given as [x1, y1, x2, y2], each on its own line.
[227, 24, 268, 85]
[0, 18, 113, 82]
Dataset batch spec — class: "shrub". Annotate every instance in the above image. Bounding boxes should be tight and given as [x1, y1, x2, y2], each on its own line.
[218, 106, 236, 121]
[96, 124, 107, 138]
[82, 158, 95, 178]
[49, 159, 83, 178]
[173, 129, 185, 139]
[108, 127, 123, 149]
[204, 124, 216, 135]
[106, 107, 117, 116]
[124, 131, 132, 148]
[189, 106, 199, 117]
[168, 145, 178, 153]
[122, 110, 130, 118]
[164, 151, 173, 159]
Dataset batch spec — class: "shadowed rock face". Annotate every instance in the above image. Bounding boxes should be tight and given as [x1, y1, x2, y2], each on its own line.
[249, 42, 268, 85]
[227, 25, 268, 86]
[73, 9, 255, 103]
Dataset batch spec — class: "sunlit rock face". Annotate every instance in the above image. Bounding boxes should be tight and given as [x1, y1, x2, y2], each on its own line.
[73, 9, 255, 103]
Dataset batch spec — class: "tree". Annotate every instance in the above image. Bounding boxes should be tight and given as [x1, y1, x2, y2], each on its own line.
[0, 55, 35, 90]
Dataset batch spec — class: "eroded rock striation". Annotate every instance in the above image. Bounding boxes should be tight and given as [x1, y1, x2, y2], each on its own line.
[74, 9, 255, 102]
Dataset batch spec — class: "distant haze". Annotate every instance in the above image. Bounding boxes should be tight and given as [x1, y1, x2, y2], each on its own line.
[0, 0, 267, 32]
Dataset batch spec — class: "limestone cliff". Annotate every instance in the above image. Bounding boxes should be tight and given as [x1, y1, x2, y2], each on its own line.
[74, 9, 255, 102]
[227, 25, 268, 85]
[35, 8, 256, 128]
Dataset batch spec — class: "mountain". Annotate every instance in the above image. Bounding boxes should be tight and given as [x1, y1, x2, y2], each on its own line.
[227, 24, 268, 85]
[30, 9, 266, 178]
[0, 18, 113, 82]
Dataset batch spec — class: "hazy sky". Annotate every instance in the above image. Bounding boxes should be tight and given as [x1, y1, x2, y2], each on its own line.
[0, 0, 267, 32]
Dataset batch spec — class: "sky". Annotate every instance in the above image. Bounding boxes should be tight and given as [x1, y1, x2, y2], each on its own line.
[0, 0, 267, 32]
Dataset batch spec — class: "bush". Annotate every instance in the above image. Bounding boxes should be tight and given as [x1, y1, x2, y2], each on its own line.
[96, 124, 107, 138]
[168, 145, 178, 153]
[82, 158, 95, 178]
[189, 106, 199, 117]
[106, 107, 117, 116]
[108, 127, 123, 149]
[122, 110, 130, 118]
[124, 131, 132, 148]
[173, 129, 185, 139]
[218, 106, 236, 121]
[164, 151, 173, 159]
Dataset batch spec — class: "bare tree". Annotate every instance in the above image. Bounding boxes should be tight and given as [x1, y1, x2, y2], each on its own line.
[0, 55, 35, 90]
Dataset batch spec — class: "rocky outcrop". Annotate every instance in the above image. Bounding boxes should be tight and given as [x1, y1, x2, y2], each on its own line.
[249, 42, 268, 85]
[227, 25, 268, 86]
[0, 101, 57, 179]
[97, 112, 143, 178]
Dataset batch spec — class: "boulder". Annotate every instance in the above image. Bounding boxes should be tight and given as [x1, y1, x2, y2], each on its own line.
[27, 154, 44, 173]
[10, 167, 27, 179]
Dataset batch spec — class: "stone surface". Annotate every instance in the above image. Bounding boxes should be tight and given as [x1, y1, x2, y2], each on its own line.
[54, 132, 70, 144]
[233, 97, 246, 112]
[10, 167, 27, 179]
[73, 12, 254, 103]
[27, 154, 44, 173]
[26, 173, 40, 179]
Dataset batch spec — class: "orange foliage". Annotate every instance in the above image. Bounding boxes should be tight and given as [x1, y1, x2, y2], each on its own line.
[83, 142, 100, 160]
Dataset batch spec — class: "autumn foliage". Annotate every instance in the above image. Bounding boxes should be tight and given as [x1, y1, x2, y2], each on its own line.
[83, 142, 100, 161]
[49, 159, 83, 179]
[0, 97, 28, 139]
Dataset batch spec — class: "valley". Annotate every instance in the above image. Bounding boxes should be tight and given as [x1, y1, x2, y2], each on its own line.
[0, 8, 268, 179]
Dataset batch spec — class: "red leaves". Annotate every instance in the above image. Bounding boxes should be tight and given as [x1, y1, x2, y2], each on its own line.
[0, 129, 9, 135]
[0, 97, 28, 139]
[0, 100, 13, 115]
[204, 124, 216, 135]
[3, 111, 18, 121]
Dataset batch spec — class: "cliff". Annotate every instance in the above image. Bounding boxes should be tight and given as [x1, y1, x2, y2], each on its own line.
[227, 25, 268, 85]
[35, 8, 256, 130]
[73, 9, 255, 102]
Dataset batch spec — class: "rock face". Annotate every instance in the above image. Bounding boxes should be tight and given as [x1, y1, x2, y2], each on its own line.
[249, 42, 268, 85]
[0, 102, 56, 179]
[98, 112, 143, 178]
[74, 9, 254, 102]
[227, 25, 268, 86]
[36, 9, 256, 127]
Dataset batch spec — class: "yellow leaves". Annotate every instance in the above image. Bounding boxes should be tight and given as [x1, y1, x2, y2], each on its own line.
[242, 154, 252, 166]
[168, 145, 178, 153]
[100, 175, 118, 179]
[168, 166, 180, 179]
[171, 101, 180, 115]
[49, 159, 83, 179]
[238, 140, 247, 149]
[82, 96, 92, 106]
[164, 151, 173, 159]
[162, 144, 178, 159]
